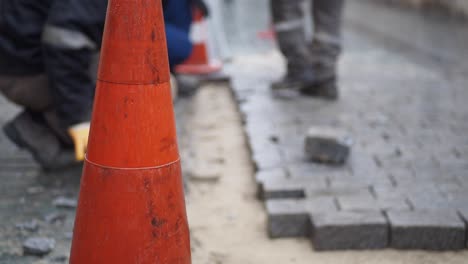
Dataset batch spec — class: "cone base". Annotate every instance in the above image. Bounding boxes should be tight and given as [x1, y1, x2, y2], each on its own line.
[70, 160, 191, 264]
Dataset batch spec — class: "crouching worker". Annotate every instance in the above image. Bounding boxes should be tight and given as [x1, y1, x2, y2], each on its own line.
[0, 0, 107, 170]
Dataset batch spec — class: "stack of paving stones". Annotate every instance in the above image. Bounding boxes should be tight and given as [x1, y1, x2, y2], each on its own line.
[227, 27, 468, 250]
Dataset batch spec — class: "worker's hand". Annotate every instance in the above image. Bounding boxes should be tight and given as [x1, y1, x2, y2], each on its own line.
[193, 0, 210, 17]
[68, 122, 90, 161]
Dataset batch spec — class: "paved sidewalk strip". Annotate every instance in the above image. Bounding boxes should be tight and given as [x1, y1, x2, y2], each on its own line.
[228, 26, 468, 250]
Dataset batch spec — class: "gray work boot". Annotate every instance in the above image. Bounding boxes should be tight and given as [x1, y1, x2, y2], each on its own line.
[3, 110, 80, 171]
[271, 75, 302, 99]
[272, 64, 338, 100]
[299, 64, 338, 100]
[300, 77, 338, 100]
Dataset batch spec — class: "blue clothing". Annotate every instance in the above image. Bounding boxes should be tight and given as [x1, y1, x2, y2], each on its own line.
[164, 0, 193, 68]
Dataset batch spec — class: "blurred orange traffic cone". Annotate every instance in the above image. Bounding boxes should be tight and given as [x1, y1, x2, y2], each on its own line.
[257, 25, 276, 40]
[69, 0, 191, 263]
[175, 8, 223, 75]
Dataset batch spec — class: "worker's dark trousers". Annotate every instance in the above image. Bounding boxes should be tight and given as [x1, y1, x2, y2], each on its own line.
[270, 0, 344, 78]
[0, 56, 98, 144]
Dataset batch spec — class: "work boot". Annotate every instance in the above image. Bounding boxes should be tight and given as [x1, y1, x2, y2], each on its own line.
[300, 77, 338, 100]
[272, 64, 338, 100]
[271, 75, 302, 99]
[299, 63, 338, 100]
[3, 110, 80, 171]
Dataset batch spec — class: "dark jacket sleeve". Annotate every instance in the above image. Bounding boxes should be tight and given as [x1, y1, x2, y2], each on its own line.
[0, 0, 49, 75]
[42, 0, 108, 128]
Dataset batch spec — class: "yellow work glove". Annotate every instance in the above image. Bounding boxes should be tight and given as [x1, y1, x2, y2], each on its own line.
[68, 122, 91, 161]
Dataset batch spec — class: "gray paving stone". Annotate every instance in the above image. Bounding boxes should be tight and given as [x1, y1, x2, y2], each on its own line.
[256, 169, 327, 199]
[255, 168, 287, 184]
[23, 237, 56, 256]
[266, 197, 337, 238]
[306, 186, 371, 199]
[349, 154, 381, 178]
[288, 162, 346, 178]
[387, 210, 466, 250]
[329, 176, 393, 189]
[281, 141, 307, 163]
[260, 180, 306, 200]
[52, 197, 77, 209]
[255, 168, 287, 199]
[304, 127, 352, 165]
[310, 211, 388, 250]
[15, 219, 39, 232]
[458, 209, 468, 248]
[51, 255, 68, 263]
[337, 192, 379, 211]
[408, 194, 462, 211]
[252, 148, 283, 171]
[266, 199, 309, 238]
[44, 212, 67, 224]
[337, 191, 410, 211]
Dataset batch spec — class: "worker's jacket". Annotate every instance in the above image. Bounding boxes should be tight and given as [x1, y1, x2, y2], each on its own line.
[0, 0, 108, 128]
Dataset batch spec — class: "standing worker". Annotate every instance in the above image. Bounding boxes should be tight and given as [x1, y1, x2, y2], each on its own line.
[270, 0, 345, 100]
[0, 0, 107, 170]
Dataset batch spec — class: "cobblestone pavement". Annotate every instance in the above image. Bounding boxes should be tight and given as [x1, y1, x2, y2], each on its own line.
[225, 0, 468, 251]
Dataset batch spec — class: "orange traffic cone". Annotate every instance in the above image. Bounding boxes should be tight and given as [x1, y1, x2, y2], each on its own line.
[175, 8, 223, 76]
[69, 0, 191, 263]
[257, 25, 276, 40]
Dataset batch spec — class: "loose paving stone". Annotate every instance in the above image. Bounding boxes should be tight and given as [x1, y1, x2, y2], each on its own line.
[266, 197, 337, 238]
[304, 127, 352, 165]
[44, 212, 67, 224]
[15, 219, 39, 232]
[310, 211, 388, 250]
[26, 186, 45, 195]
[51, 255, 68, 263]
[52, 197, 77, 209]
[23, 237, 55, 256]
[387, 210, 466, 250]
